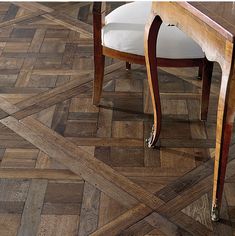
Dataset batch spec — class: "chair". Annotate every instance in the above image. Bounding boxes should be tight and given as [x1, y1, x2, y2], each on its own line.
[92, 2, 213, 121]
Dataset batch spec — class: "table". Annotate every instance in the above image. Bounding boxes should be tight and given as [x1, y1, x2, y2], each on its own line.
[144, 2, 235, 221]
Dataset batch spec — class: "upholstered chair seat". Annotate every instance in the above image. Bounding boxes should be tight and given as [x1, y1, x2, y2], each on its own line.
[92, 1, 213, 125]
[102, 1, 205, 58]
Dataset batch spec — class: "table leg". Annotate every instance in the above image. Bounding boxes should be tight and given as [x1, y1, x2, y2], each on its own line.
[93, 5, 105, 106]
[211, 66, 235, 221]
[144, 13, 162, 148]
[201, 58, 213, 120]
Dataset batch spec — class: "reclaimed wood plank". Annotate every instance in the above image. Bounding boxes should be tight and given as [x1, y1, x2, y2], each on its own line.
[0, 168, 82, 180]
[78, 182, 100, 236]
[0, 116, 165, 210]
[12, 62, 124, 119]
[38, 215, 79, 236]
[17, 179, 47, 236]
[67, 137, 143, 147]
[0, 12, 44, 29]
[43, 13, 92, 37]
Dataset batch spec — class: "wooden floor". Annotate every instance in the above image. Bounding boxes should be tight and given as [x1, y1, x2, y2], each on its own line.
[0, 2, 234, 236]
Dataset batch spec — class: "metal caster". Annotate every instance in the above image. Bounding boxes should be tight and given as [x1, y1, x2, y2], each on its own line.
[145, 125, 156, 148]
[211, 204, 219, 222]
[145, 137, 155, 149]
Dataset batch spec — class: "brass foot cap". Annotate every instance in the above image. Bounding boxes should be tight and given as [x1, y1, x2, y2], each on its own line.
[211, 206, 219, 222]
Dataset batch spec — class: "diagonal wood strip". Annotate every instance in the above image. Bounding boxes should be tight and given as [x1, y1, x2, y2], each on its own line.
[13, 2, 90, 14]
[0, 110, 9, 120]
[3, 115, 191, 233]
[144, 211, 212, 236]
[157, 159, 214, 202]
[91, 152, 235, 235]
[93, 203, 153, 236]
[92, 144, 235, 235]
[1, 118, 136, 207]
[164, 175, 213, 217]
[53, 2, 91, 12]
[0, 168, 211, 235]
[144, 212, 182, 236]
[15, 74, 93, 109]
[14, 76, 94, 119]
[11, 62, 124, 119]
[0, 107, 165, 222]
[14, 2, 93, 37]
[1, 115, 164, 210]
[90, 176, 213, 236]
[168, 211, 212, 236]
[0, 95, 183, 231]
[0, 12, 46, 29]
[43, 13, 93, 38]
[13, 2, 54, 13]
[91, 173, 213, 235]
[0, 96, 218, 235]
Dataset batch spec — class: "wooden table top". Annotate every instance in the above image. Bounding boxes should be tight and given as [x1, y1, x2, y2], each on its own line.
[174, 2, 235, 42]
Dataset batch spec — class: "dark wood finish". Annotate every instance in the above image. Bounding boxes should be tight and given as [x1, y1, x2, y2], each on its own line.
[93, 2, 106, 105]
[126, 62, 131, 70]
[144, 1, 235, 221]
[103, 46, 205, 68]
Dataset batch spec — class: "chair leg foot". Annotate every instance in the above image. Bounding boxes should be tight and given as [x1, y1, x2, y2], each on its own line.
[126, 62, 131, 70]
[92, 100, 100, 106]
[92, 94, 101, 106]
[211, 203, 220, 221]
[197, 64, 203, 80]
[145, 124, 161, 148]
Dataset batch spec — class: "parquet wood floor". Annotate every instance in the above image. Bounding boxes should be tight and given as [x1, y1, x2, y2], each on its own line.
[0, 2, 234, 236]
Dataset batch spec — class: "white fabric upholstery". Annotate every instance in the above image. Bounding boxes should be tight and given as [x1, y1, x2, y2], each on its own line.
[102, 2, 205, 59]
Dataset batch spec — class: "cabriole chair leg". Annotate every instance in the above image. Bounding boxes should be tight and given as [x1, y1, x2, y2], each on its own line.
[93, 55, 105, 106]
[126, 62, 131, 70]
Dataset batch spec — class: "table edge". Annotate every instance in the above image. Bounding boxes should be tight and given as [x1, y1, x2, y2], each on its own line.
[174, 2, 234, 43]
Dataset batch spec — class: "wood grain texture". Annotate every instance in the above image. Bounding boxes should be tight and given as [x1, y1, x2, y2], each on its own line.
[0, 2, 233, 235]
[78, 182, 100, 236]
[145, 1, 235, 221]
[17, 179, 47, 236]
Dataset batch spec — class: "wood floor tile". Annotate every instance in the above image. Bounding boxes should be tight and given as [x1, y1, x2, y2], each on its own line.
[0, 2, 232, 236]
[0, 214, 21, 236]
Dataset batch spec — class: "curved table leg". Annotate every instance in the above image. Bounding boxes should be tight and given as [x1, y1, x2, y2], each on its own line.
[211, 64, 235, 221]
[144, 13, 162, 148]
[201, 58, 214, 120]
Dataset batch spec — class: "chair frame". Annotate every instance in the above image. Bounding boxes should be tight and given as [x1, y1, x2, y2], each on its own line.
[93, 2, 213, 132]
